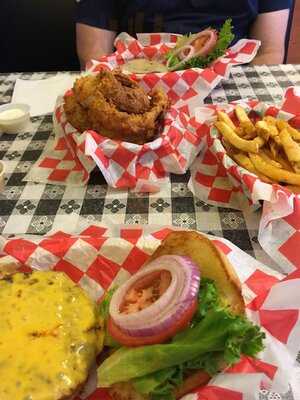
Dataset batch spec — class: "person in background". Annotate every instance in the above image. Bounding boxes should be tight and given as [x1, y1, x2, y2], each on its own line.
[75, 0, 292, 69]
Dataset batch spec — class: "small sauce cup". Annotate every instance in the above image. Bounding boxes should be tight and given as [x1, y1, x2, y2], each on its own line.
[0, 103, 30, 134]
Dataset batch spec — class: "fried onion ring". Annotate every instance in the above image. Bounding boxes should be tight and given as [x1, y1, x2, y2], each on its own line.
[63, 93, 90, 132]
[64, 71, 170, 144]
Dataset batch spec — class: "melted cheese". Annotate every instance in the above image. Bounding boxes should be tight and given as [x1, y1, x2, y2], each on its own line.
[0, 271, 103, 400]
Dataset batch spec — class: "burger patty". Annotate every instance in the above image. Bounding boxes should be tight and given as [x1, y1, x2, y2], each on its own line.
[0, 271, 102, 400]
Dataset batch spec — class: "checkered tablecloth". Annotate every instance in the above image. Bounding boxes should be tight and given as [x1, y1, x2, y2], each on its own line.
[1, 65, 300, 275]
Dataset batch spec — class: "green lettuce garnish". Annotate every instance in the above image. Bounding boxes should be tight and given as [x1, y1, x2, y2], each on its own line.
[166, 18, 235, 71]
[98, 288, 120, 348]
[98, 279, 265, 399]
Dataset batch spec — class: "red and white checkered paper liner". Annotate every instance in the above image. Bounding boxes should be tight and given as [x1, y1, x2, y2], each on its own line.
[0, 225, 299, 400]
[24, 99, 95, 186]
[189, 87, 300, 274]
[88, 32, 260, 115]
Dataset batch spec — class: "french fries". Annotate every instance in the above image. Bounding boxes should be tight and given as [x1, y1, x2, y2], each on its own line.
[231, 152, 256, 173]
[256, 121, 278, 141]
[214, 106, 300, 189]
[214, 121, 264, 154]
[217, 111, 236, 131]
[263, 116, 277, 126]
[273, 135, 282, 146]
[259, 149, 282, 169]
[276, 119, 300, 141]
[235, 105, 255, 134]
[249, 153, 300, 185]
[279, 129, 300, 162]
[232, 152, 273, 183]
[288, 126, 300, 142]
[274, 153, 294, 172]
[276, 119, 289, 131]
[269, 141, 279, 159]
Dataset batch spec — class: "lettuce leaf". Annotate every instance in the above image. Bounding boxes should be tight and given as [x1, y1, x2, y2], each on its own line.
[98, 288, 120, 348]
[166, 19, 235, 71]
[98, 309, 245, 385]
[97, 279, 265, 398]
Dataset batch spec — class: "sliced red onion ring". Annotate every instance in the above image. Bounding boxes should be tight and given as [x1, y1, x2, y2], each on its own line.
[189, 29, 218, 57]
[109, 255, 200, 337]
[178, 45, 195, 60]
[166, 45, 195, 70]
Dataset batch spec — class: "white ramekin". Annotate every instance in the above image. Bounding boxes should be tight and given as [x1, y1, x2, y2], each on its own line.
[0, 103, 31, 134]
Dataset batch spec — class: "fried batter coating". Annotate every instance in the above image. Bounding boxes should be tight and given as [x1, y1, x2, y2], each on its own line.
[73, 71, 150, 114]
[64, 70, 170, 144]
[113, 72, 151, 113]
[97, 70, 151, 114]
[86, 89, 169, 144]
[63, 93, 90, 132]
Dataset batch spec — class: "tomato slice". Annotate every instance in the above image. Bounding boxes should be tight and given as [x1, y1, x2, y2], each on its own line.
[108, 299, 198, 347]
[192, 36, 209, 52]
[174, 370, 210, 399]
[183, 36, 209, 57]
[120, 270, 172, 314]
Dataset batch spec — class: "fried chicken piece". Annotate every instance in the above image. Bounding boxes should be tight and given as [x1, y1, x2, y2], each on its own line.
[63, 93, 90, 132]
[64, 71, 170, 144]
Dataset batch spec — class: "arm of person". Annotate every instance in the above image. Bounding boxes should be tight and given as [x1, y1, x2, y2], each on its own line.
[250, 8, 290, 65]
[76, 24, 116, 69]
[75, 0, 118, 69]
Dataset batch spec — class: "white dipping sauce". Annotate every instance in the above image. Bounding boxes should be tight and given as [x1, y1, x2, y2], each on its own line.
[0, 108, 26, 121]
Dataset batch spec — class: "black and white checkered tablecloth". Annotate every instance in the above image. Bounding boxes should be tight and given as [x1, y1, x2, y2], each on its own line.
[1, 65, 300, 399]
[1, 65, 300, 272]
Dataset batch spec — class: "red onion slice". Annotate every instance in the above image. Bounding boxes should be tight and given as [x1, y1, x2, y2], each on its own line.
[178, 45, 195, 60]
[166, 45, 195, 70]
[109, 255, 200, 337]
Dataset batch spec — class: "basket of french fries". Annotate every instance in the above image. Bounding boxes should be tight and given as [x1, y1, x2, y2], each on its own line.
[189, 87, 300, 272]
[215, 104, 300, 193]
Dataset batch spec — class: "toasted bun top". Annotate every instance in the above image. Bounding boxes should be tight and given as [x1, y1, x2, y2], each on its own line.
[148, 231, 245, 315]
